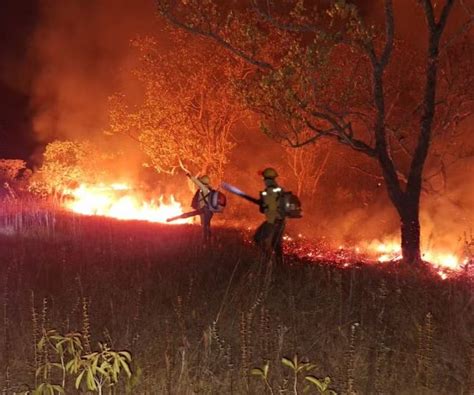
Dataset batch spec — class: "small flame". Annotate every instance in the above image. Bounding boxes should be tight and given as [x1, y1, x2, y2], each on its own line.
[422, 252, 461, 270]
[364, 239, 467, 277]
[438, 271, 448, 280]
[63, 183, 191, 224]
[275, 233, 470, 280]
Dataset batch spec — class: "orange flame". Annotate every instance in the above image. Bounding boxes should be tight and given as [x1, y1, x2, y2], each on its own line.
[364, 239, 467, 276]
[63, 183, 191, 224]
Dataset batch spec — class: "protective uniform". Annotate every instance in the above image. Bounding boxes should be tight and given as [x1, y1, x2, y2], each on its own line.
[253, 168, 285, 261]
[189, 174, 213, 244]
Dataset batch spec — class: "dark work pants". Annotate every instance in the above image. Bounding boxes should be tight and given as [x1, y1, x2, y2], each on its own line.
[253, 219, 285, 261]
[200, 208, 213, 244]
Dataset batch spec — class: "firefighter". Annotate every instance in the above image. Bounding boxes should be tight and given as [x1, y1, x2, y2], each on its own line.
[187, 173, 213, 244]
[253, 167, 286, 262]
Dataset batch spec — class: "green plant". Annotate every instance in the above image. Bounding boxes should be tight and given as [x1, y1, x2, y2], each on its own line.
[35, 329, 73, 395]
[251, 361, 274, 395]
[282, 355, 317, 395]
[66, 342, 132, 395]
[36, 330, 83, 389]
[34, 328, 131, 395]
[252, 356, 338, 395]
[305, 376, 338, 395]
[32, 382, 65, 394]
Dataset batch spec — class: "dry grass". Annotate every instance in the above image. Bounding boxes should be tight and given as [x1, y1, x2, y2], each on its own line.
[0, 200, 474, 394]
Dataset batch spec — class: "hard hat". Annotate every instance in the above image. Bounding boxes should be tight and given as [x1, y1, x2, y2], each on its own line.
[199, 175, 210, 185]
[262, 167, 278, 179]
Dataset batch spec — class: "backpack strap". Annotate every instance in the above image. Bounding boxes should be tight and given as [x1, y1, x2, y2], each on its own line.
[201, 189, 212, 208]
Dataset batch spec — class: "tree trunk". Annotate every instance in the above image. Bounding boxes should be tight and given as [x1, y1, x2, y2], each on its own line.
[384, 172, 422, 265]
[400, 198, 421, 265]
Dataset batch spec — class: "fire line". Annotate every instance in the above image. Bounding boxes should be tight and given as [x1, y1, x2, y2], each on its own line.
[63, 183, 192, 224]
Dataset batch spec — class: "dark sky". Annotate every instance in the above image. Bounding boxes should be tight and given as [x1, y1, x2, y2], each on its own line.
[0, 0, 38, 160]
[0, 0, 156, 162]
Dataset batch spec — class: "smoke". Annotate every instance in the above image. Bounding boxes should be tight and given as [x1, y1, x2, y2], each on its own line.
[30, 0, 156, 142]
[26, 0, 434, 142]
[420, 157, 474, 254]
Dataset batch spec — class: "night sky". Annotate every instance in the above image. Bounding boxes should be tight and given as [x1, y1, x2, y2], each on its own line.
[0, 0, 38, 160]
[0, 0, 157, 164]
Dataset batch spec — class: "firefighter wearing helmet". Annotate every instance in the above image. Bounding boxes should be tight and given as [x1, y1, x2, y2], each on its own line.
[253, 167, 286, 262]
[188, 173, 214, 245]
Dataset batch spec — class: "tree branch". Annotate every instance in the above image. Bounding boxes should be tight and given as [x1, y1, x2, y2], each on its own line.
[420, 0, 436, 30]
[251, 0, 320, 33]
[349, 165, 409, 185]
[285, 89, 376, 156]
[158, 1, 274, 70]
[349, 165, 440, 194]
[437, 0, 456, 31]
[372, 66, 403, 204]
[407, 0, 455, 195]
[380, 0, 395, 68]
[305, 118, 376, 157]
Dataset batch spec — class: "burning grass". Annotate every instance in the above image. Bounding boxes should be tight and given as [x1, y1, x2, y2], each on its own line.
[63, 182, 193, 224]
[1, 201, 474, 393]
[280, 234, 472, 279]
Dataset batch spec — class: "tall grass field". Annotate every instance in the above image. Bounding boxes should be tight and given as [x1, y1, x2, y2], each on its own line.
[1, 200, 473, 394]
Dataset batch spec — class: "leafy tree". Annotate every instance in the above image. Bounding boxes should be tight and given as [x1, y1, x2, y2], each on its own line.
[157, 0, 474, 263]
[0, 159, 30, 198]
[108, 30, 246, 182]
[30, 140, 110, 199]
[0, 159, 27, 182]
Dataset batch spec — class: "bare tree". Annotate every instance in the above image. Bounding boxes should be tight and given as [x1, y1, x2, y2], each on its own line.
[157, 0, 474, 264]
[284, 139, 331, 203]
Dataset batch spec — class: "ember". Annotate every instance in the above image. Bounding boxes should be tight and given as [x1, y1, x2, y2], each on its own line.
[63, 183, 192, 224]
